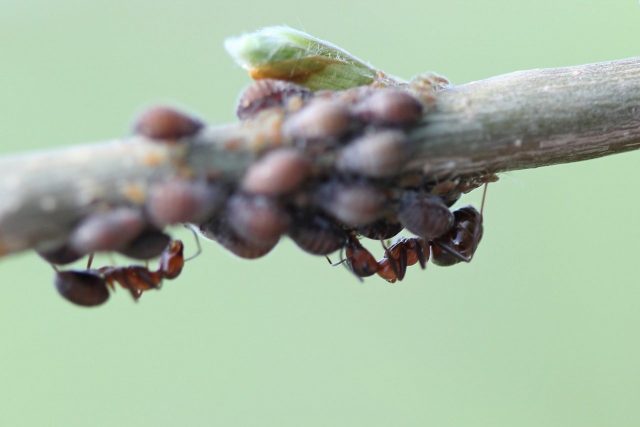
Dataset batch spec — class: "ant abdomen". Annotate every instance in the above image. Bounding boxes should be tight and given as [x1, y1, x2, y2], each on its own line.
[432, 206, 483, 266]
[54, 270, 110, 307]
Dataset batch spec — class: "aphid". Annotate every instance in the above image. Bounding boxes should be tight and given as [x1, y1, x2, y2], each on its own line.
[431, 206, 483, 266]
[357, 217, 403, 240]
[226, 194, 289, 246]
[69, 208, 146, 255]
[377, 237, 430, 283]
[199, 217, 276, 259]
[132, 105, 203, 140]
[398, 191, 453, 240]
[288, 210, 348, 255]
[241, 148, 311, 196]
[354, 88, 423, 126]
[54, 270, 110, 307]
[336, 130, 409, 178]
[236, 79, 311, 119]
[316, 181, 387, 227]
[37, 244, 83, 265]
[117, 228, 171, 260]
[283, 98, 351, 141]
[97, 240, 185, 300]
[146, 179, 225, 227]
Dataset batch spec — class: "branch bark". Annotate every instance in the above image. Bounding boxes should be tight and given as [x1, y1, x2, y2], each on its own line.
[1, 57, 639, 258]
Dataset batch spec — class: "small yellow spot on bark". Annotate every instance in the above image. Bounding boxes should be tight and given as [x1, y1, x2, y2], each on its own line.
[143, 150, 168, 167]
[122, 182, 147, 205]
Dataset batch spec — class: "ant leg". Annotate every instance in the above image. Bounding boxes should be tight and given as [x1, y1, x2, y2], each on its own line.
[86, 253, 95, 269]
[327, 247, 347, 267]
[434, 241, 471, 263]
[396, 246, 408, 281]
[184, 225, 202, 262]
[414, 240, 428, 270]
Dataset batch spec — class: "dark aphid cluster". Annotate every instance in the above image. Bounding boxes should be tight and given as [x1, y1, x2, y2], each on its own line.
[37, 81, 494, 307]
[190, 78, 492, 283]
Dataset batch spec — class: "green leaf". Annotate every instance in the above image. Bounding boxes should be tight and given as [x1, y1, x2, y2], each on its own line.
[224, 26, 382, 91]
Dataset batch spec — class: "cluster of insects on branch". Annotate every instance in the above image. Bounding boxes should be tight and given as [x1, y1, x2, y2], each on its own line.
[38, 76, 494, 307]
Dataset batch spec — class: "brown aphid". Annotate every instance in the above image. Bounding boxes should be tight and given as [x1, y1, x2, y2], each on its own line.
[69, 208, 146, 254]
[336, 130, 409, 178]
[354, 88, 423, 126]
[288, 211, 347, 255]
[241, 148, 311, 196]
[199, 218, 276, 259]
[236, 79, 311, 119]
[37, 244, 83, 265]
[344, 235, 379, 278]
[133, 105, 203, 140]
[117, 229, 171, 260]
[432, 206, 483, 267]
[99, 240, 185, 300]
[398, 191, 454, 240]
[316, 181, 387, 227]
[357, 217, 403, 240]
[147, 180, 225, 227]
[377, 237, 430, 283]
[283, 98, 351, 141]
[54, 270, 110, 307]
[226, 194, 290, 246]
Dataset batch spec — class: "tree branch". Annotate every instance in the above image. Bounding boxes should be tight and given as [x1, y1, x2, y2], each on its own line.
[1, 57, 638, 258]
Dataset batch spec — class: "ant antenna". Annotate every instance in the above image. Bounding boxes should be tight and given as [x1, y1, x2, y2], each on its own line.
[86, 253, 95, 269]
[184, 224, 202, 262]
[480, 183, 489, 216]
[434, 242, 472, 263]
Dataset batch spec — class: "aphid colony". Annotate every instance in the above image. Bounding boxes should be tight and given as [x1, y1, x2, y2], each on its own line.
[40, 79, 490, 306]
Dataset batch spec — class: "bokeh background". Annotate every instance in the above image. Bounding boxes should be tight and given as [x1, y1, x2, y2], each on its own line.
[1, 1, 639, 426]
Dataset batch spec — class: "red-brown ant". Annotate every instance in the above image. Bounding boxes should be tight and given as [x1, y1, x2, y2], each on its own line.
[378, 184, 487, 281]
[54, 236, 194, 306]
[377, 237, 430, 283]
[337, 184, 487, 283]
[97, 239, 185, 300]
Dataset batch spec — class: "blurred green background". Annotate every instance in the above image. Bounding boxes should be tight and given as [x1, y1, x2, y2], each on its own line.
[1, 1, 639, 426]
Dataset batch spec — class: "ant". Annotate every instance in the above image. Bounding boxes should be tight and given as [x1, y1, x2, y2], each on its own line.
[377, 184, 487, 282]
[335, 184, 487, 283]
[53, 226, 202, 306]
[97, 239, 185, 300]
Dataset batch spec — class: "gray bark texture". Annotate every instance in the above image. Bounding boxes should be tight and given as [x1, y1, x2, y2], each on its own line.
[1, 57, 638, 258]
